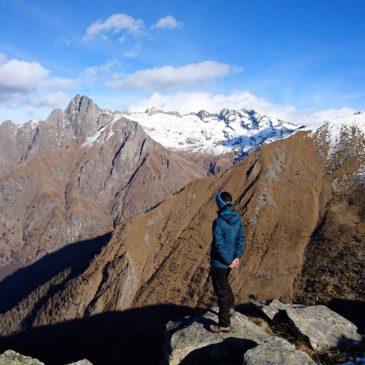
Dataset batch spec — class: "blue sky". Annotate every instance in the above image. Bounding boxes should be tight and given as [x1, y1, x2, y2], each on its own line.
[0, 0, 364, 123]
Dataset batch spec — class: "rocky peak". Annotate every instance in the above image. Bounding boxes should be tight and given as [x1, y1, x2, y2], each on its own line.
[46, 108, 64, 123]
[218, 108, 251, 122]
[0, 120, 16, 129]
[64, 95, 110, 139]
[65, 94, 100, 115]
[145, 106, 162, 115]
[196, 110, 211, 120]
[145, 107, 181, 118]
[218, 108, 231, 119]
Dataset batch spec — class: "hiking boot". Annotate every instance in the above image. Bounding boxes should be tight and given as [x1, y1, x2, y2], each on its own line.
[230, 308, 235, 317]
[209, 323, 231, 333]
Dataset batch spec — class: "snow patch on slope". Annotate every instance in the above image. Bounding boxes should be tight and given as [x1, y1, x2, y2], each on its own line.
[82, 113, 123, 148]
[319, 111, 365, 143]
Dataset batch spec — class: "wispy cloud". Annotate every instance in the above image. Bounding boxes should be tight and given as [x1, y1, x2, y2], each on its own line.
[111, 61, 237, 91]
[153, 15, 182, 30]
[123, 49, 139, 58]
[41, 77, 75, 90]
[123, 43, 141, 58]
[84, 13, 144, 40]
[79, 59, 121, 85]
[29, 91, 68, 107]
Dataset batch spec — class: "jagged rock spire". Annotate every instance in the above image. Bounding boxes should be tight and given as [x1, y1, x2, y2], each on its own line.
[65, 94, 100, 115]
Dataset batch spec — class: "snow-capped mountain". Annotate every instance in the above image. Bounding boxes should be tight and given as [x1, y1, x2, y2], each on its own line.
[122, 107, 303, 158]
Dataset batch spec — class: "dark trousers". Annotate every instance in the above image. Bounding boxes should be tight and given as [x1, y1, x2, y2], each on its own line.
[211, 266, 235, 327]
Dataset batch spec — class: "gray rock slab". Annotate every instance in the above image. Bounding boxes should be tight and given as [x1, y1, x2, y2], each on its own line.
[252, 300, 362, 351]
[163, 308, 272, 365]
[252, 299, 305, 320]
[0, 350, 44, 365]
[283, 305, 362, 351]
[243, 337, 316, 365]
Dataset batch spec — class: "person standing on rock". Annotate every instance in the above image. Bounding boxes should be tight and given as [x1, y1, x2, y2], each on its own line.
[209, 191, 245, 333]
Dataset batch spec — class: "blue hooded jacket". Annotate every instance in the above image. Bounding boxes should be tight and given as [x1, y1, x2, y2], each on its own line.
[210, 207, 245, 269]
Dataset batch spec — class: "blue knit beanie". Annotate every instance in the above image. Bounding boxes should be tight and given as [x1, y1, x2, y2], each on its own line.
[216, 191, 231, 209]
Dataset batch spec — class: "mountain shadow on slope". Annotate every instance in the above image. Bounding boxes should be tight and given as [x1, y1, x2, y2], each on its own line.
[0, 304, 203, 365]
[0, 232, 112, 314]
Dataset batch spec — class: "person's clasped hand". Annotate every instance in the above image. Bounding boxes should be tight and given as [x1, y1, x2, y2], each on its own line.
[229, 258, 240, 269]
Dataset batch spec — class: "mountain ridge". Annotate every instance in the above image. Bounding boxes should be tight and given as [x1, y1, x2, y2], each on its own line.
[1, 94, 304, 162]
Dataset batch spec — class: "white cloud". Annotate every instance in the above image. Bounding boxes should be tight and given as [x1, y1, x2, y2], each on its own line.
[305, 107, 357, 128]
[0, 55, 75, 109]
[84, 13, 144, 40]
[0, 58, 49, 93]
[129, 90, 293, 115]
[29, 91, 69, 107]
[153, 15, 182, 30]
[128, 90, 358, 126]
[112, 61, 236, 91]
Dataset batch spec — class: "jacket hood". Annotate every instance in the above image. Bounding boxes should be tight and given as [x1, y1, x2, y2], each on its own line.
[218, 208, 241, 225]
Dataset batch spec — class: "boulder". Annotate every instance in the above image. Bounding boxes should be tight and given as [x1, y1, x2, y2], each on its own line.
[163, 308, 272, 365]
[243, 337, 316, 365]
[252, 299, 305, 320]
[253, 300, 362, 351]
[0, 350, 93, 365]
[0, 350, 44, 365]
[282, 305, 362, 351]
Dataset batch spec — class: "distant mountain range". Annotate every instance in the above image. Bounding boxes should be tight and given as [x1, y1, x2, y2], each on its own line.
[121, 107, 303, 158]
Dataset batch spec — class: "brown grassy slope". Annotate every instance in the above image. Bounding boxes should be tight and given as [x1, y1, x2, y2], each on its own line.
[294, 124, 365, 330]
[128, 131, 327, 308]
[293, 177, 365, 331]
